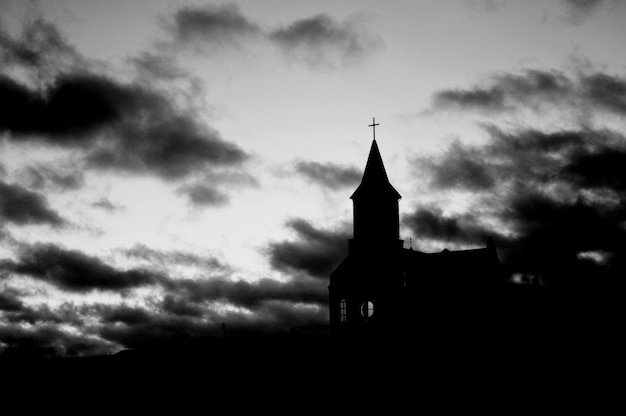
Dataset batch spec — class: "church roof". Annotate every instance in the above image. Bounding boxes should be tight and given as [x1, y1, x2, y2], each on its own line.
[350, 140, 401, 200]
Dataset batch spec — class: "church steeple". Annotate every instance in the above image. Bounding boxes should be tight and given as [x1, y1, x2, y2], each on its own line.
[350, 138, 401, 243]
[350, 140, 401, 201]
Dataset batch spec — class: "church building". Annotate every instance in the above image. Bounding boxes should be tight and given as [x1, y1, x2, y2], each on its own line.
[329, 128, 508, 339]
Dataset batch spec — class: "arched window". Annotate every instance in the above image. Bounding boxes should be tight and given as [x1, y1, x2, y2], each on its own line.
[360, 301, 374, 319]
[340, 299, 347, 323]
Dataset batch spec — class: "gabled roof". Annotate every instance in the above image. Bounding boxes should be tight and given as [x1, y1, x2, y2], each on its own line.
[350, 140, 401, 200]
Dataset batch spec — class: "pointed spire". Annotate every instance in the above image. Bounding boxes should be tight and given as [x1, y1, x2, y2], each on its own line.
[351, 140, 401, 200]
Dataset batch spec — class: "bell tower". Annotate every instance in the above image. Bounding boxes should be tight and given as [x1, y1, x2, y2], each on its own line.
[350, 139, 401, 248]
[329, 119, 404, 336]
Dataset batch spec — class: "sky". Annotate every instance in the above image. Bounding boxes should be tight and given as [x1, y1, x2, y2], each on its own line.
[1, 0, 625, 357]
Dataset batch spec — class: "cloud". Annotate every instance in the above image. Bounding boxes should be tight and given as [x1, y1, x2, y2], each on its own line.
[433, 87, 507, 113]
[402, 206, 495, 246]
[101, 304, 154, 326]
[430, 68, 626, 121]
[431, 69, 574, 114]
[123, 243, 229, 272]
[3, 244, 161, 292]
[0, 180, 66, 226]
[0, 73, 125, 140]
[177, 184, 229, 207]
[163, 5, 383, 68]
[268, 219, 350, 279]
[416, 141, 495, 191]
[411, 124, 626, 289]
[270, 14, 382, 68]
[457, 0, 507, 12]
[0, 237, 331, 355]
[1, 253, 330, 355]
[20, 165, 84, 191]
[0, 19, 249, 182]
[167, 3, 261, 51]
[160, 294, 205, 318]
[165, 276, 328, 309]
[560, 0, 620, 23]
[0, 295, 86, 326]
[0, 71, 248, 180]
[97, 283, 328, 350]
[87, 111, 248, 180]
[583, 72, 626, 115]
[130, 50, 189, 81]
[91, 197, 125, 212]
[0, 291, 24, 312]
[0, 18, 82, 79]
[0, 324, 113, 358]
[294, 160, 361, 190]
[564, 0, 606, 11]
[564, 147, 626, 191]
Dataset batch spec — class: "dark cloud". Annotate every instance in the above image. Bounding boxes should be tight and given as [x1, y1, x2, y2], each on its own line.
[168, 3, 261, 51]
[402, 207, 495, 246]
[411, 125, 626, 290]
[1, 268, 329, 355]
[166, 276, 328, 309]
[0, 324, 112, 358]
[101, 304, 154, 326]
[254, 299, 328, 330]
[0, 19, 249, 182]
[177, 184, 229, 207]
[0, 237, 333, 354]
[87, 111, 248, 180]
[98, 310, 228, 349]
[270, 14, 381, 67]
[0, 73, 129, 139]
[123, 244, 229, 272]
[0, 71, 111, 137]
[97, 283, 328, 350]
[130, 50, 189, 81]
[163, 6, 382, 68]
[0, 71, 248, 180]
[564, 0, 606, 11]
[583, 72, 626, 115]
[561, 0, 614, 22]
[20, 165, 84, 191]
[0, 291, 24, 312]
[0, 180, 66, 226]
[433, 88, 506, 113]
[268, 219, 350, 279]
[294, 160, 361, 189]
[160, 294, 205, 318]
[431, 69, 626, 119]
[420, 125, 626, 194]
[0, 18, 81, 78]
[0, 298, 117, 356]
[417, 141, 495, 191]
[4, 244, 160, 292]
[431, 69, 573, 114]
[565, 148, 626, 191]
[1, 299, 87, 327]
[92, 198, 125, 212]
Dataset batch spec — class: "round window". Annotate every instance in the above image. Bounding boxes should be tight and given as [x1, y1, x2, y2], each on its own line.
[360, 301, 374, 318]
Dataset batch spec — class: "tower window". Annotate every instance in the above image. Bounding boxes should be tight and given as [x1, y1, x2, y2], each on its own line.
[340, 299, 347, 323]
[360, 301, 374, 319]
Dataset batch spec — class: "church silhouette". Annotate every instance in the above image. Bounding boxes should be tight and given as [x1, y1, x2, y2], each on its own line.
[329, 125, 529, 341]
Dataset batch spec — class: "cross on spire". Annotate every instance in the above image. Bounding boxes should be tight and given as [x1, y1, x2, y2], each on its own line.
[368, 117, 380, 141]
